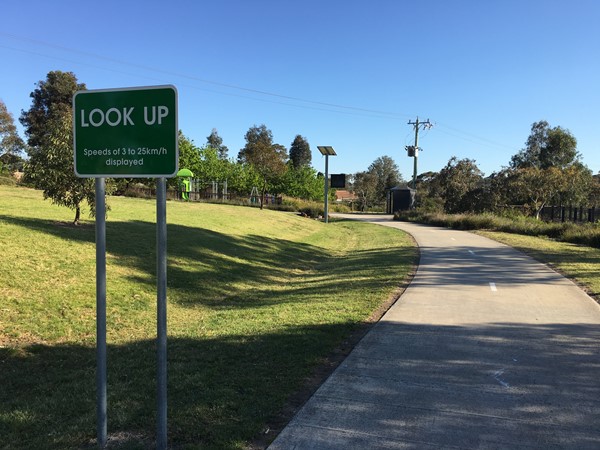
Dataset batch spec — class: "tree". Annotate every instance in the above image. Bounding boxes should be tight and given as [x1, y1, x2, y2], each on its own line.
[436, 157, 484, 213]
[20, 70, 85, 151]
[178, 131, 202, 175]
[510, 166, 566, 219]
[289, 135, 311, 169]
[588, 174, 600, 207]
[353, 170, 378, 211]
[24, 103, 96, 224]
[20, 71, 95, 224]
[556, 162, 593, 207]
[281, 165, 323, 200]
[506, 120, 591, 217]
[510, 120, 579, 170]
[0, 99, 27, 172]
[206, 128, 229, 159]
[541, 126, 579, 169]
[415, 171, 444, 212]
[367, 156, 403, 203]
[238, 125, 288, 209]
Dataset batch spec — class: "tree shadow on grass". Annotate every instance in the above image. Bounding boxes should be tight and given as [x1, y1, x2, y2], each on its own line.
[2, 322, 600, 449]
[0, 214, 415, 310]
[0, 322, 364, 449]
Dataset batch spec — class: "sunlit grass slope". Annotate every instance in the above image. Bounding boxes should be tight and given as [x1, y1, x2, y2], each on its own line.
[0, 185, 416, 449]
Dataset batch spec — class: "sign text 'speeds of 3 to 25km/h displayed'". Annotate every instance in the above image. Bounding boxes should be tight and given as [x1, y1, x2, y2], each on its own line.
[73, 85, 178, 178]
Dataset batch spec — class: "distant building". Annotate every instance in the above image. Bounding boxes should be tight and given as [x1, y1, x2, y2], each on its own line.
[334, 189, 358, 202]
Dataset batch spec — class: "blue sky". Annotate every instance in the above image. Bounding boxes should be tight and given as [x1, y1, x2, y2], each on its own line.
[2, 0, 599, 180]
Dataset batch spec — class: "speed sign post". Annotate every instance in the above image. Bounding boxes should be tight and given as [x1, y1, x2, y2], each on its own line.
[74, 85, 177, 449]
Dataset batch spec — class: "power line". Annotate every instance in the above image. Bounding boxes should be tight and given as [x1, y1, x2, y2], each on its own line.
[0, 32, 522, 154]
[435, 121, 520, 151]
[0, 32, 414, 120]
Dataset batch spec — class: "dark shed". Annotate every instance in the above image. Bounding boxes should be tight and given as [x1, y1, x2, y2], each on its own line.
[386, 187, 415, 214]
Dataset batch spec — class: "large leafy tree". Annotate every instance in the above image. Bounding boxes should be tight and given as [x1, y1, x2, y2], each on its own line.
[238, 124, 288, 209]
[289, 135, 311, 169]
[588, 174, 600, 207]
[510, 166, 566, 219]
[206, 128, 229, 160]
[353, 170, 378, 211]
[20, 70, 85, 151]
[510, 121, 579, 170]
[352, 156, 403, 210]
[367, 156, 403, 203]
[281, 165, 323, 200]
[436, 157, 484, 213]
[0, 99, 27, 172]
[507, 120, 591, 217]
[20, 71, 95, 224]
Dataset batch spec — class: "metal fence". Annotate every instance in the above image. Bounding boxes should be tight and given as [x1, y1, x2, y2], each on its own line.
[540, 206, 598, 223]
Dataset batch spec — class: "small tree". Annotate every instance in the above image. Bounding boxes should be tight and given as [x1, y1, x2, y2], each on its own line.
[20, 71, 96, 224]
[289, 135, 311, 169]
[238, 125, 288, 209]
[24, 105, 96, 224]
[0, 99, 27, 172]
[206, 128, 229, 159]
[178, 131, 202, 175]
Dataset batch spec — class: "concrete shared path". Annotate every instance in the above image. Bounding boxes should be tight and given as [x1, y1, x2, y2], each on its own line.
[269, 215, 600, 449]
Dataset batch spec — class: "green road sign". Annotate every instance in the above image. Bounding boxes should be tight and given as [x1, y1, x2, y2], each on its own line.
[74, 85, 178, 177]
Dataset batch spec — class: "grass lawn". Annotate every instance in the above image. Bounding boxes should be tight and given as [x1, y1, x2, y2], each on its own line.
[478, 231, 600, 301]
[0, 185, 417, 449]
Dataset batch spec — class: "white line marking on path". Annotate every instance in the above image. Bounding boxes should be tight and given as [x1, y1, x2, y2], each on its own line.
[489, 282, 497, 292]
[493, 369, 510, 388]
[468, 250, 475, 255]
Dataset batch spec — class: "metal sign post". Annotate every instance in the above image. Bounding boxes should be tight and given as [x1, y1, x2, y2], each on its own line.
[74, 85, 177, 449]
[317, 146, 337, 223]
[156, 177, 168, 448]
[95, 177, 107, 448]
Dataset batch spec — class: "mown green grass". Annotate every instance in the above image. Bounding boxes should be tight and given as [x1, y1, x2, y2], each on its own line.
[0, 185, 416, 449]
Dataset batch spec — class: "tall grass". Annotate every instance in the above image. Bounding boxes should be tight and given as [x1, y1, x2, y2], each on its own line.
[396, 210, 600, 249]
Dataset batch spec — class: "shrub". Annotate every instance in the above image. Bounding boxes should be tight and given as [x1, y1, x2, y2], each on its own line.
[298, 205, 323, 219]
[0, 175, 17, 186]
[396, 208, 600, 249]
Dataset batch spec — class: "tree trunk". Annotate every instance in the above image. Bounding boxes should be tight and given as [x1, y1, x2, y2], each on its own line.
[73, 206, 81, 226]
[260, 180, 267, 210]
[535, 202, 545, 220]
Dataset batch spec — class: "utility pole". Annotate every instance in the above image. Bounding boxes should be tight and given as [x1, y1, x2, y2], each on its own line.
[406, 117, 432, 191]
